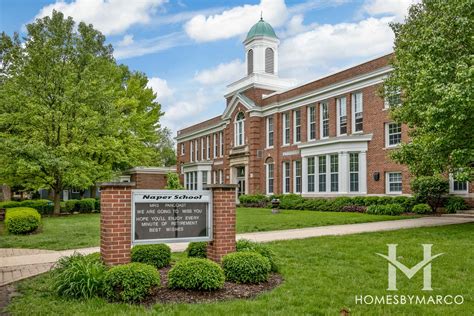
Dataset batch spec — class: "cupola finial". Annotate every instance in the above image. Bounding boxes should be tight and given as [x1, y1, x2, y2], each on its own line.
[260, 11, 263, 21]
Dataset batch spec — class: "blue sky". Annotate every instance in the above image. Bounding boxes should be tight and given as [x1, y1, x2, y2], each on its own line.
[0, 0, 416, 135]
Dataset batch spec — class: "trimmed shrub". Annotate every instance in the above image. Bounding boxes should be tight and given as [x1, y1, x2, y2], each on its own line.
[411, 176, 449, 212]
[278, 194, 305, 210]
[351, 196, 366, 206]
[131, 244, 171, 269]
[65, 199, 79, 212]
[0, 200, 53, 215]
[0, 201, 20, 209]
[340, 205, 367, 213]
[239, 194, 269, 207]
[236, 239, 278, 272]
[186, 242, 207, 258]
[366, 204, 404, 216]
[301, 198, 328, 211]
[222, 252, 271, 284]
[168, 258, 225, 291]
[363, 196, 382, 206]
[52, 253, 106, 299]
[412, 203, 432, 214]
[331, 197, 354, 212]
[103, 263, 160, 302]
[393, 196, 416, 212]
[444, 196, 468, 214]
[65, 199, 96, 213]
[5, 207, 41, 234]
[377, 196, 394, 205]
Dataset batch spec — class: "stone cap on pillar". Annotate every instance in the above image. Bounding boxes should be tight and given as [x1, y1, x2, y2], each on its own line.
[98, 182, 136, 188]
[204, 184, 238, 190]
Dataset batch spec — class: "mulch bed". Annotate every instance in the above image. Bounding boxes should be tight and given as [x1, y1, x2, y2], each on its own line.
[143, 267, 283, 305]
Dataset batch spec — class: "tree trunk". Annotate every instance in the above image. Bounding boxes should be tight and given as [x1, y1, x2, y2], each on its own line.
[1, 185, 12, 201]
[90, 185, 97, 199]
[53, 190, 61, 215]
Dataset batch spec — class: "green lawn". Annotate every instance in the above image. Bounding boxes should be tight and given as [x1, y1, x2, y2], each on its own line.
[0, 208, 417, 250]
[7, 224, 473, 315]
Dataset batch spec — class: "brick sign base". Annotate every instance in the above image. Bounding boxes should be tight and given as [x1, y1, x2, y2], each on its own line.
[99, 183, 237, 266]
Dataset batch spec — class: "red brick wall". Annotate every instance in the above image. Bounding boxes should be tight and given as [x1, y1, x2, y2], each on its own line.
[130, 173, 168, 190]
[100, 184, 133, 266]
[207, 186, 237, 262]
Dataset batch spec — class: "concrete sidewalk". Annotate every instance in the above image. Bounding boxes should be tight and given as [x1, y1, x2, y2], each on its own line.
[1, 216, 473, 286]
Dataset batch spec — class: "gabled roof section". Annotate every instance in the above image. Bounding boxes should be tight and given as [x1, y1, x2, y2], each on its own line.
[222, 93, 256, 120]
[177, 115, 223, 138]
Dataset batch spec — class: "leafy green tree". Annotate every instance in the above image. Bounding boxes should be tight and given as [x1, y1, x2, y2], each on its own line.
[383, 0, 473, 181]
[165, 172, 184, 190]
[0, 11, 164, 213]
[156, 127, 177, 167]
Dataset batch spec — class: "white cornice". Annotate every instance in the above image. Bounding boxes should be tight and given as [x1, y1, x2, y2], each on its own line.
[298, 134, 373, 149]
[176, 122, 227, 142]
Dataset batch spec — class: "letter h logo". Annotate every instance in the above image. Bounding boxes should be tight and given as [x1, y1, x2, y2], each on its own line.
[376, 244, 443, 291]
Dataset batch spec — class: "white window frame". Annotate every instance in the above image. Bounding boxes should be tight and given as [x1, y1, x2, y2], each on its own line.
[213, 133, 218, 158]
[266, 116, 274, 148]
[352, 92, 363, 133]
[384, 87, 402, 109]
[194, 140, 198, 162]
[307, 106, 316, 141]
[336, 97, 347, 136]
[219, 131, 224, 157]
[386, 172, 403, 194]
[294, 110, 301, 143]
[449, 174, 469, 195]
[307, 157, 316, 192]
[201, 138, 205, 161]
[219, 169, 224, 184]
[234, 113, 245, 147]
[283, 162, 290, 194]
[180, 143, 185, 156]
[266, 163, 274, 195]
[320, 102, 329, 139]
[282, 113, 290, 145]
[385, 122, 402, 148]
[330, 154, 338, 192]
[349, 153, 360, 192]
[294, 160, 302, 193]
[190, 141, 194, 162]
[318, 155, 327, 192]
[206, 136, 210, 160]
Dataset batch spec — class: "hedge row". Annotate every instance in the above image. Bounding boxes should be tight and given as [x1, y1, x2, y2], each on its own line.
[0, 199, 53, 215]
[0, 198, 100, 214]
[239, 193, 468, 213]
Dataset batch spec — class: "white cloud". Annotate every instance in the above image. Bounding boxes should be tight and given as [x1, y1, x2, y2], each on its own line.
[184, 0, 288, 42]
[34, 0, 166, 35]
[147, 77, 174, 103]
[113, 32, 189, 60]
[117, 34, 134, 47]
[279, 17, 395, 80]
[194, 59, 245, 85]
[362, 0, 419, 21]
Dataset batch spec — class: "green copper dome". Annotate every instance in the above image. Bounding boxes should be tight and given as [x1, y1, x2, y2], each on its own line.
[245, 18, 278, 42]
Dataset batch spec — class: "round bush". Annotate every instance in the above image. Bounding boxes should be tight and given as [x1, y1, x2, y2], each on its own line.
[168, 258, 225, 291]
[412, 203, 432, 214]
[103, 263, 160, 302]
[236, 239, 278, 272]
[5, 207, 41, 234]
[186, 242, 207, 258]
[222, 252, 271, 284]
[131, 244, 171, 268]
[52, 253, 106, 299]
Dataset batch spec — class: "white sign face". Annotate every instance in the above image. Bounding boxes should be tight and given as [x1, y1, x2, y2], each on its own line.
[132, 190, 212, 244]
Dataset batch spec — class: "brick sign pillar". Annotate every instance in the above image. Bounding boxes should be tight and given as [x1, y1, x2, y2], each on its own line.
[99, 182, 135, 266]
[205, 184, 238, 262]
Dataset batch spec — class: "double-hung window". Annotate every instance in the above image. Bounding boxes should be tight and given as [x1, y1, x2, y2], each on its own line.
[337, 97, 347, 135]
[352, 92, 363, 132]
[386, 122, 402, 147]
[201, 138, 205, 161]
[294, 110, 301, 143]
[219, 131, 224, 157]
[206, 136, 210, 159]
[181, 144, 185, 156]
[349, 153, 359, 192]
[219, 170, 224, 184]
[266, 163, 274, 194]
[213, 133, 218, 158]
[320, 102, 329, 138]
[283, 162, 290, 193]
[194, 141, 198, 161]
[283, 113, 290, 145]
[307, 157, 315, 192]
[294, 161, 302, 193]
[190, 141, 194, 162]
[235, 112, 245, 147]
[308, 106, 316, 140]
[386, 172, 402, 194]
[330, 154, 338, 192]
[267, 117, 274, 148]
[318, 156, 327, 192]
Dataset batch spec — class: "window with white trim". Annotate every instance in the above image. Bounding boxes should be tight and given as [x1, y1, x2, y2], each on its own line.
[265, 48, 274, 74]
[294, 110, 301, 143]
[213, 170, 217, 184]
[384, 87, 402, 109]
[450, 174, 468, 193]
[283, 113, 290, 145]
[385, 122, 402, 147]
[219, 169, 224, 184]
[185, 172, 198, 190]
[352, 92, 363, 132]
[235, 112, 245, 147]
[206, 136, 210, 159]
[320, 102, 329, 138]
[330, 154, 338, 192]
[201, 138, 205, 161]
[337, 97, 347, 136]
[194, 140, 198, 161]
[219, 131, 224, 157]
[386, 172, 402, 194]
[318, 156, 327, 192]
[349, 153, 359, 192]
[190, 141, 194, 162]
[181, 143, 185, 156]
[307, 157, 315, 192]
[202, 171, 208, 187]
[308, 106, 316, 140]
[266, 117, 274, 148]
[266, 162, 274, 194]
[283, 162, 290, 193]
[294, 160, 302, 193]
[213, 133, 218, 158]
